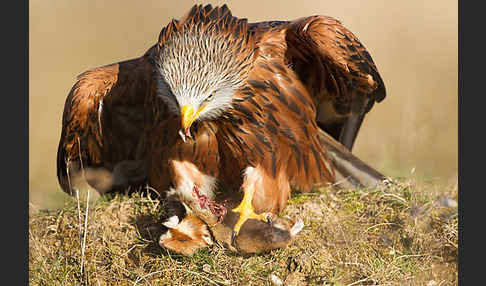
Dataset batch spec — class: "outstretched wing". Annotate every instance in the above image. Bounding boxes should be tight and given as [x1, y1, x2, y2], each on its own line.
[56, 45, 157, 195]
[280, 16, 386, 150]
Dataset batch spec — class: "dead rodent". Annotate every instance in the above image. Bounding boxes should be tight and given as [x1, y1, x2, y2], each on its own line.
[159, 215, 213, 257]
[159, 183, 304, 256]
[159, 209, 303, 256]
[211, 209, 304, 255]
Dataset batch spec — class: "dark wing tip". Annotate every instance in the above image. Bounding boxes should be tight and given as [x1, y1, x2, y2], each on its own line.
[372, 73, 386, 102]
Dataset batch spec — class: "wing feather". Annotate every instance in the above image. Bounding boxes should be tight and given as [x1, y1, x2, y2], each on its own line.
[56, 45, 157, 194]
[282, 16, 386, 149]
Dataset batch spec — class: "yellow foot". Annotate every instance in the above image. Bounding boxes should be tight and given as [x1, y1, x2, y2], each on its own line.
[231, 195, 273, 247]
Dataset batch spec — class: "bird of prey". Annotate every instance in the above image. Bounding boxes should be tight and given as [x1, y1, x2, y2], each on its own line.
[57, 4, 386, 251]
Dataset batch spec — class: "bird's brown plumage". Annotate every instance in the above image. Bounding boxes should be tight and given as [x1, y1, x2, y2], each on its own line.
[57, 5, 386, 250]
[56, 46, 157, 194]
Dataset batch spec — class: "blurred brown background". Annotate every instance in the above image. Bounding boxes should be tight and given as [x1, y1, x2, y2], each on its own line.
[29, 0, 457, 210]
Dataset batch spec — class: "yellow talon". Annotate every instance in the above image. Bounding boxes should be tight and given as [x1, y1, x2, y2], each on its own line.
[231, 188, 272, 242]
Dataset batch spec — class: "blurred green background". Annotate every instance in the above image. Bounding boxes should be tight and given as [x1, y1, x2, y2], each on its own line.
[29, 0, 457, 210]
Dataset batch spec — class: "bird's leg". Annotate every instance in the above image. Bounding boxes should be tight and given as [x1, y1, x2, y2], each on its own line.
[231, 186, 273, 246]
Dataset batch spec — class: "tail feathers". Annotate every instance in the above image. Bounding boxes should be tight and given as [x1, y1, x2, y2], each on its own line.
[317, 129, 386, 189]
[339, 113, 365, 151]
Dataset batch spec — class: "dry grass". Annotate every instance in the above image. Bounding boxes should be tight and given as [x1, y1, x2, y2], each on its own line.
[29, 178, 458, 285]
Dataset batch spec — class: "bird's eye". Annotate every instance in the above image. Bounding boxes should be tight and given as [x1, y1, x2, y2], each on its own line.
[205, 91, 216, 102]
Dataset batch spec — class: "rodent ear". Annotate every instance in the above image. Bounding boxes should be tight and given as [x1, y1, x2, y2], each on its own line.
[163, 215, 180, 229]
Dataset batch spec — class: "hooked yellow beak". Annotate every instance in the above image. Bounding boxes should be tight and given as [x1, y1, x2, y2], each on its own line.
[179, 104, 206, 142]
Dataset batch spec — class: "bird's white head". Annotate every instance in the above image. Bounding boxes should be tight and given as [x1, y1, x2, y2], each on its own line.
[155, 4, 254, 141]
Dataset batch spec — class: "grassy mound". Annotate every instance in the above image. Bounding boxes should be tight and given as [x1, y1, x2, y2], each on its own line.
[29, 178, 457, 285]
